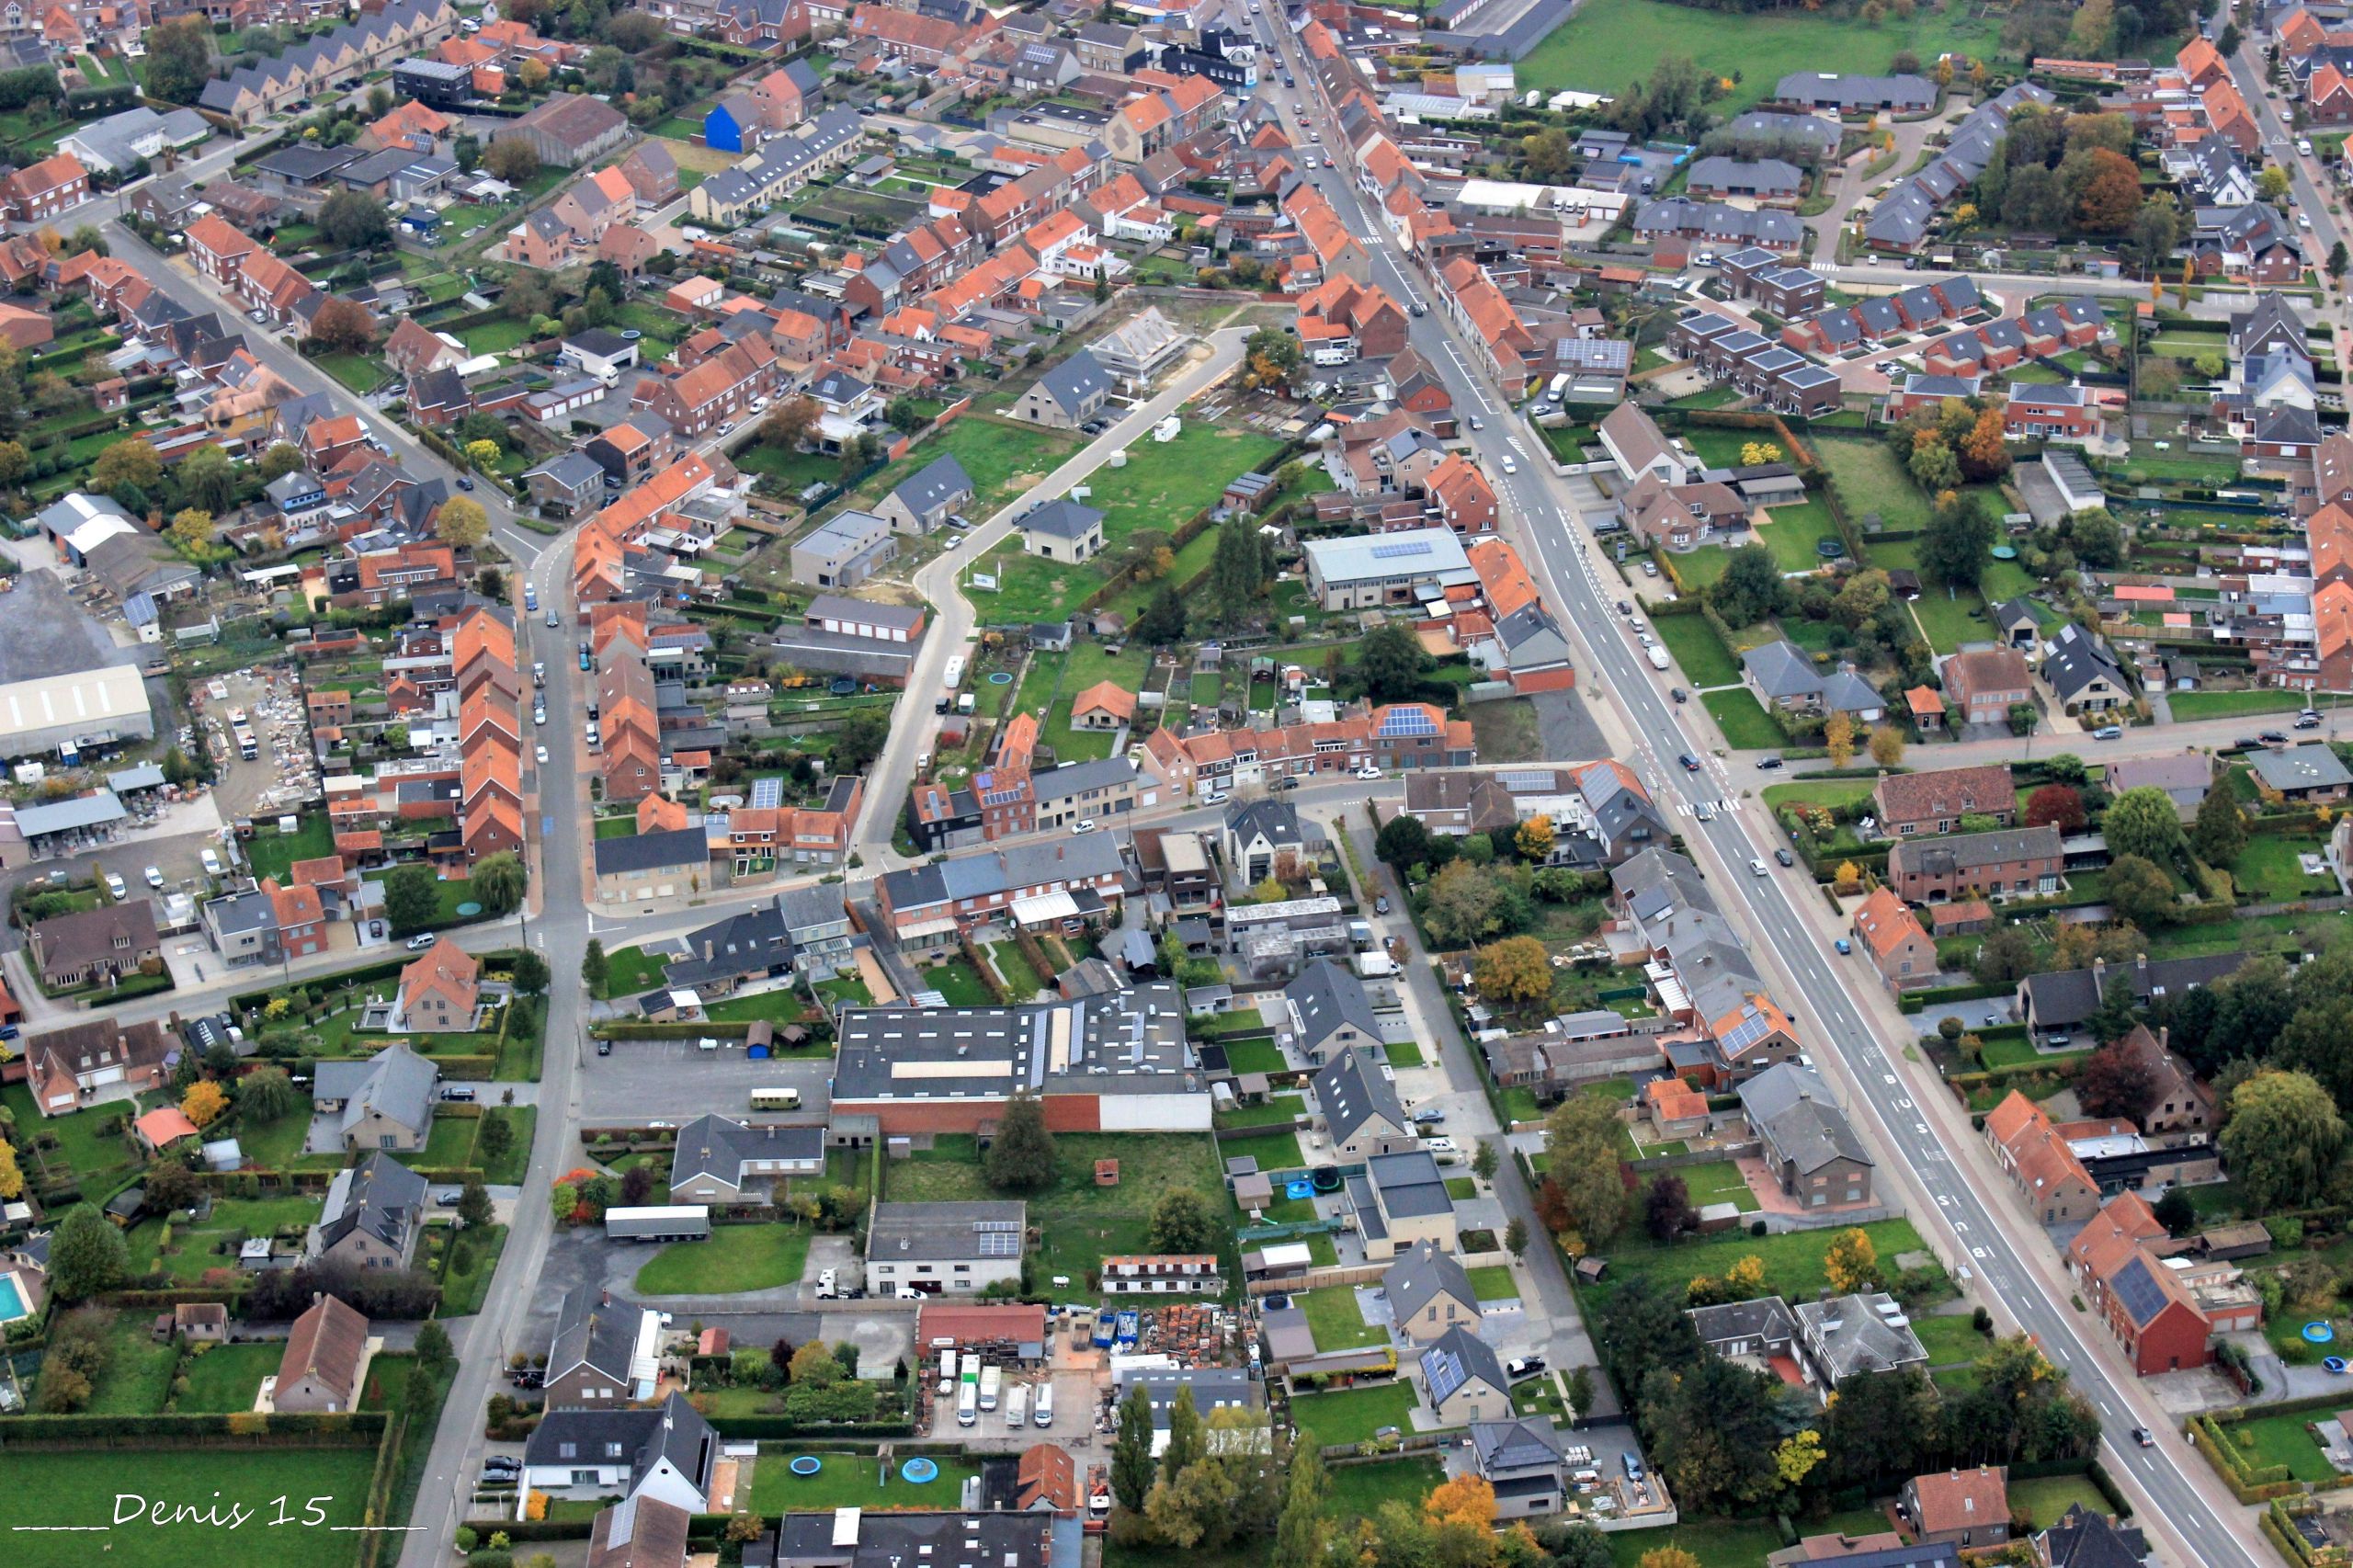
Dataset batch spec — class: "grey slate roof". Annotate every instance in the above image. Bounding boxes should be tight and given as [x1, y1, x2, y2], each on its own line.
[891, 453, 974, 516]
[1743, 637, 1823, 700]
[1794, 1291, 1928, 1381]
[2037, 1504, 2149, 1568]
[1469, 1415, 1563, 1473]
[523, 1392, 715, 1494]
[549, 1281, 640, 1386]
[1313, 1043, 1404, 1144]
[312, 1042, 438, 1140]
[2041, 622, 2127, 703]
[1738, 1061, 1870, 1177]
[2249, 743, 2353, 792]
[868, 1200, 1026, 1262]
[1384, 1238, 1477, 1323]
[1034, 347, 1112, 414]
[1021, 497, 1104, 540]
[877, 833, 1124, 910]
[594, 827, 710, 878]
[314, 1151, 428, 1256]
[1887, 823, 2063, 880]
[668, 1113, 824, 1191]
[2021, 951, 2248, 1031]
[1687, 1294, 1799, 1350]
[1287, 959, 1383, 1048]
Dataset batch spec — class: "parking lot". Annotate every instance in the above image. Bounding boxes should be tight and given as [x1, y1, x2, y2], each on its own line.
[577, 1037, 836, 1122]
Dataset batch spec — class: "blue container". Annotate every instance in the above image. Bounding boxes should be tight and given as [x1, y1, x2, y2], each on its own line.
[1093, 1318, 1116, 1348]
[1117, 1311, 1140, 1346]
[748, 1045, 768, 1059]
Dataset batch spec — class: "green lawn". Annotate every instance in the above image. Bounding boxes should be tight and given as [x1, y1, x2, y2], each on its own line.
[881, 1132, 1233, 1290]
[988, 939, 1047, 998]
[1653, 615, 1741, 687]
[1385, 1040, 1425, 1068]
[1911, 1311, 1993, 1368]
[1324, 1457, 1443, 1517]
[123, 1196, 323, 1285]
[0, 1448, 381, 1564]
[2229, 835, 2337, 901]
[1819, 437, 1934, 530]
[1299, 1285, 1384, 1349]
[1217, 1093, 1305, 1130]
[1604, 1517, 1790, 1568]
[1580, 1218, 1938, 1308]
[4, 1083, 138, 1190]
[923, 957, 996, 1006]
[2170, 688, 2314, 719]
[750, 1449, 982, 1513]
[479, 1108, 535, 1185]
[1762, 777, 1879, 811]
[2231, 1412, 2346, 1483]
[2007, 1473, 2113, 1528]
[1467, 1265, 1518, 1302]
[1518, 0, 2009, 106]
[1677, 1160, 1761, 1213]
[174, 1340, 282, 1413]
[633, 1222, 813, 1295]
[242, 814, 335, 882]
[1753, 496, 1842, 574]
[599, 943, 673, 998]
[314, 352, 388, 394]
[458, 318, 536, 356]
[1221, 1038, 1286, 1074]
[1702, 687, 1788, 748]
[85, 1311, 181, 1414]
[438, 1221, 508, 1316]
[400, 1112, 480, 1171]
[1290, 1380, 1421, 1447]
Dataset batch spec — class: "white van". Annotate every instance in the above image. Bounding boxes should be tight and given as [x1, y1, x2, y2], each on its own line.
[957, 1381, 978, 1426]
[979, 1363, 1002, 1411]
[1033, 1382, 1054, 1427]
[1006, 1383, 1030, 1428]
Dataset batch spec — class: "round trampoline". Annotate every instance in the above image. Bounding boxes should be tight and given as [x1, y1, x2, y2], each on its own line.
[1991, 545, 2019, 560]
[790, 1457, 823, 1477]
[454, 903, 483, 917]
[987, 672, 1014, 685]
[829, 678, 857, 696]
[2306, 1322, 2336, 1344]
[902, 1458, 939, 1484]
[1310, 1166, 1343, 1195]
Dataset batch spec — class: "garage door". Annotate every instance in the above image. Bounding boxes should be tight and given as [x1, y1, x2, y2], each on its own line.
[87, 1067, 124, 1086]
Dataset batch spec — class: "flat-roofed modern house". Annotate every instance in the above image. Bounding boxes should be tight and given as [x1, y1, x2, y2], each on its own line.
[865, 1200, 1027, 1293]
[789, 508, 896, 590]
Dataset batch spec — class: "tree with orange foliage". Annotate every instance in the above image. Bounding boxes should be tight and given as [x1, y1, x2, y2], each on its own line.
[2074, 148, 2143, 232]
[1960, 404, 2012, 480]
[181, 1079, 228, 1128]
[1425, 1474, 1498, 1532]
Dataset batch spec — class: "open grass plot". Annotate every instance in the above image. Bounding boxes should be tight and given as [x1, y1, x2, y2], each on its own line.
[1652, 614, 1741, 687]
[1299, 1285, 1385, 1349]
[2230, 835, 2338, 901]
[85, 1310, 182, 1414]
[2170, 687, 2315, 719]
[242, 814, 335, 883]
[0, 1448, 381, 1567]
[1576, 1218, 1938, 1308]
[1290, 1380, 1421, 1448]
[1702, 687, 1788, 749]
[174, 1340, 283, 1413]
[1324, 1457, 1444, 1517]
[1753, 495, 1842, 575]
[750, 1449, 982, 1514]
[124, 1195, 323, 1285]
[1818, 437, 1934, 530]
[633, 1222, 813, 1295]
[1677, 1160, 1761, 1213]
[2228, 1412, 2347, 1483]
[881, 1133, 1231, 1289]
[4, 1082, 139, 1190]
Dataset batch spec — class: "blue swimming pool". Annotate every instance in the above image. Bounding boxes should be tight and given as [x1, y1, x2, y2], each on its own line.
[0, 1274, 27, 1322]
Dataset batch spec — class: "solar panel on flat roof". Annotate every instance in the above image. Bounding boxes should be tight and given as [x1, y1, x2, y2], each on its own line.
[749, 776, 783, 809]
[1370, 539, 1434, 559]
[1499, 769, 1558, 791]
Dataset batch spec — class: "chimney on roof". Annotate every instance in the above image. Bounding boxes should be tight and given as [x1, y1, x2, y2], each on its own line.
[2091, 956, 2107, 991]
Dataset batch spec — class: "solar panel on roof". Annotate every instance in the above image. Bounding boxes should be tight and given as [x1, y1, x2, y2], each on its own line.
[749, 777, 783, 809]
[1381, 709, 1437, 737]
[977, 1230, 1022, 1257]
[1370, 540, 1432, 559]
[1499, 769, 1558, 791]
[1719, 1008, 1774, 1054]
[2109, 1256, 2170, 1326]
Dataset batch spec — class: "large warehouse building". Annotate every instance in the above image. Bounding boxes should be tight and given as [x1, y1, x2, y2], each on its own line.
[0, 569, 155, 760]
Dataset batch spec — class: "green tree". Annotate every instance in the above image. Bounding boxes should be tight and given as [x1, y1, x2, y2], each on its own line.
[415, 1320, 454, 1378]
[383, 863, 440, 936]
[2192, 785, 2246, 866]
[2103, 785, 2187, 866]
[1355, 621, 1433, 702]
[2101, 852, 2177, 929]
[582, 938, 608, 994]
[832, 708, 890, 774]
[472, 850, 527, 916]
[2086, 971, 2145, 1045]
[508, 949, 551, 996]
[1162, 1384, 1205, 1485]
[983, 1091, 1056, 1190]
[143, 15, 213, 104]
[1375, 812, 1435, 871]
[176, 444, 238, 514]
[1148, 1187, 1217, 1253]
[1505, 1215, 1529, 1256]
[1112, 1382, 1156, 1511]
[90, 437, 162, 497]
[1135, 584, 1186, 644]
[238, 1065, 298, 1123]
[458, 1177, 494, 1230]
[1565, 1365, 1594, 1422]
[478, 1113, 515, 1169]
[1472, 1139, 1499, 1182]
[1709, 541, 1784, 627]
[1920, 490, 1993, 589]
[2332, 240, 2350, 281]
[257, 442, 307, 482]
[2222, 1069, 2345, 1210]
[47, 1204, 128, 1301]
[1650, 1354, 1783, 1510]
[1543, 1094, 1627, 1244]
[320, 188, 392, 250]
[1422, 859, 1510, 949]
[1203, 510, 1273, 628]
[1269, 1444, 1328, 1568]
[436, 496, 491, 550]
[484, 137, 540, 184]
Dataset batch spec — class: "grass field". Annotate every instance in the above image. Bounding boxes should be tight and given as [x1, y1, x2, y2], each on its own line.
[1604, 1516, 1789, 1568]
[597, 943, 673, 998]
[1702, 687, 1787, 748]
[124, 1196, 323, 1285]
[2169, 687, 2314, 719]
[1819, 437, 1933, 530]
[1911, 1310, 1993, 1369]
[1580, 1218, 1937, 1307]
[1676, 1160, 1761, 1213]
[1754, 496, 1842, 574]
[1516, 0, 2007, 106]
[243, 814, 335, 883]
[1290, 1380, 1420, 1448]
[4, 1082, 138, 1190]
[749, 1449, 982, 1513]
[0, 1448, 382, 1565]
[1762, 777, 1878, 810]
[86, 1311, 181, 1414]
[2008, 1473, 2113, 1528]
[313, 352, 387, 394]
[633, 1222, 813, 1295]
[881, 1132, 1232, 1288]
[1300, 1285, 1384, 1349]
[2230, 1412, 2346, 1483]
[1468, 1265, 1518, 1301]
[175, 1341, 282, 1413]
[458, 318, 536, 356]
[1654, 614, 1741, 687]
[2230, 835, 2337, 901]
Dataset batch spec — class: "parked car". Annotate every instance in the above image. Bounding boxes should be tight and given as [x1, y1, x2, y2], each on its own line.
[1775, 847, 1794, 867]
[1506, 1356, 1546, 1381]
[406, 934, 438, 950]
[2093, 724, 2123, 740]
[143, 866, 165, 888]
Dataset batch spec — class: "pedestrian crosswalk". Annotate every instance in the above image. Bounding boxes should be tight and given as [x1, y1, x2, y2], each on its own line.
[1675, 799, 1734, 818]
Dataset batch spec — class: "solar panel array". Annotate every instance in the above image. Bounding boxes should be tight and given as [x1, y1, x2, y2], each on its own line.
[1499, 768, 1560, 792]
[749, 776, 783, 810]
[2109, 1256, 2170, 1327]
[1370, 539, 1433, 559]
[974, 1218, 1023, 1257]
[1719, 1006, 1775, 1055]
[1381, 708, 1437, 737]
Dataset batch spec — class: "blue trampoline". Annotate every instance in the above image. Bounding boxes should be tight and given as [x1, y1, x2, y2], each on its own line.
[2306, 1321, 2336, 1344]
[790, 1457, 823, 1477]
[902, 1458, 939, 1483]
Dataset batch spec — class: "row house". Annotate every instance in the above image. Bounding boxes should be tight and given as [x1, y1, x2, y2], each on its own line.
[1295, 274, 1409, 364]
[844, 2, 983, 67]
[634, 336, 779, 437]
[1782, 274, 1984, 356]
[710, 775, 863, 870]
[199, 0, 458, 124]
[872, 834, 1127, 945]
[688, 105, 866, 225]
[571, 452, 722, 605]
[1885, 824, 2063, 904]
[2003, 384, 2104, 444]
[1862, 83, 2053, 251]
[2067, 1191, 2252, 1375]
[1102, 72, 1225, 165]
[1630, 198, 1805, 253]
[1140, 701, 1476, 800]
[450, 604, 523, 868]
[1665, 312, 1844, 417]
[1720, 246, 1825, 317]
[1435, 256, 1532, 399]
[1984, 1090, 2102, 1225]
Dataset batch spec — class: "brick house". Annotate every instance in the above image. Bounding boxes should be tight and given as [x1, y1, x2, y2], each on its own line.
[2066, 1191, 2224, 1375]
[26, 900, 161, 991]
[1885, 824, 2063, 904]
[1984, 1091, 2101, 1224]
[1938, 647, 2034, 727]
[1870, 764, 2016, 837]
[2004, 384, 2103, 443]
[1901, 1469, 2009, 1550]
[1850, 886, 1937, 992]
